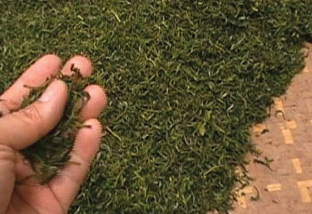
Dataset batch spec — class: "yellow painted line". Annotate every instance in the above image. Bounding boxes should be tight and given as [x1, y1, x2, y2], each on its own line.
[303, 66, 310, 73]
[298, 180, 312, 203]
[253, 123, 267, 135]
[273, 98, 284, 114]
[237, 186, 253, 209]
[281, 128, 294, 144]
[267, 183, 282, 192]
[291, 158, 303, 174]
[286, 120, 297, 129]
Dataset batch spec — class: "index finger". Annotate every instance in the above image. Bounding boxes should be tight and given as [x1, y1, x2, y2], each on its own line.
[0, 54, 61, 115]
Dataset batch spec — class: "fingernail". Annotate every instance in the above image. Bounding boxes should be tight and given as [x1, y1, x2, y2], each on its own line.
[38, 81, 58, 102]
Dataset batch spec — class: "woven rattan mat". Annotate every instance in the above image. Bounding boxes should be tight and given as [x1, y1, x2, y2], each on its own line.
[229, 44, 312, 214]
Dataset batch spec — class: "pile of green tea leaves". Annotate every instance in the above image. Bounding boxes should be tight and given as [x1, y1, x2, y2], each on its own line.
[0, 0, 312, 213]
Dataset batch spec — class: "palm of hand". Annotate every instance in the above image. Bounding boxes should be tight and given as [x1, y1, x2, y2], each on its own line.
[7, 182, 65, 214]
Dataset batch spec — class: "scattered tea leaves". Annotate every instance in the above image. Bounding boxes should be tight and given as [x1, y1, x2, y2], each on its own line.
[250, 186, 260, 201]
[254, 157, 274, 171]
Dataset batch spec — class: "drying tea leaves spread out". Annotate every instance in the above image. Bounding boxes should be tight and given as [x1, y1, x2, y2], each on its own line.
[1, 1, 312, 213]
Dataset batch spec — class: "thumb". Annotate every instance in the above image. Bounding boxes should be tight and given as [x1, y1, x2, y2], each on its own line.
[0, 80, 68, 150]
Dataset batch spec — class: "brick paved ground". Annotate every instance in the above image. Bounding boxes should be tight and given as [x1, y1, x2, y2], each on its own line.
[231, 43, 312, 214]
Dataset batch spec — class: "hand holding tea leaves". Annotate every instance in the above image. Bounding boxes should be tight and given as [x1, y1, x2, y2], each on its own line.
[0, 55, 107, 214]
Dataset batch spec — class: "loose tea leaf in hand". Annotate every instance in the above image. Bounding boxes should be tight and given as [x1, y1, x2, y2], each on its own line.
[21, 64, 91, 184]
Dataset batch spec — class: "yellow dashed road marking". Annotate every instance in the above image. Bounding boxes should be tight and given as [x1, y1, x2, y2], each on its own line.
[303, 66, 310, 73]
[253, 123, 267, 136]
[281, 128, 294, 144]
[286, 120, 297, 129]
[291, 158, 303, 174]
[274, 98, 285, 114]
[267, 183, 282, 192]
[237, 186, 253, 209]
[298, 180, 312, 203]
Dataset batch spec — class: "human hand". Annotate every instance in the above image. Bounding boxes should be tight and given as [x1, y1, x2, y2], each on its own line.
[0, 55, 107, 214]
